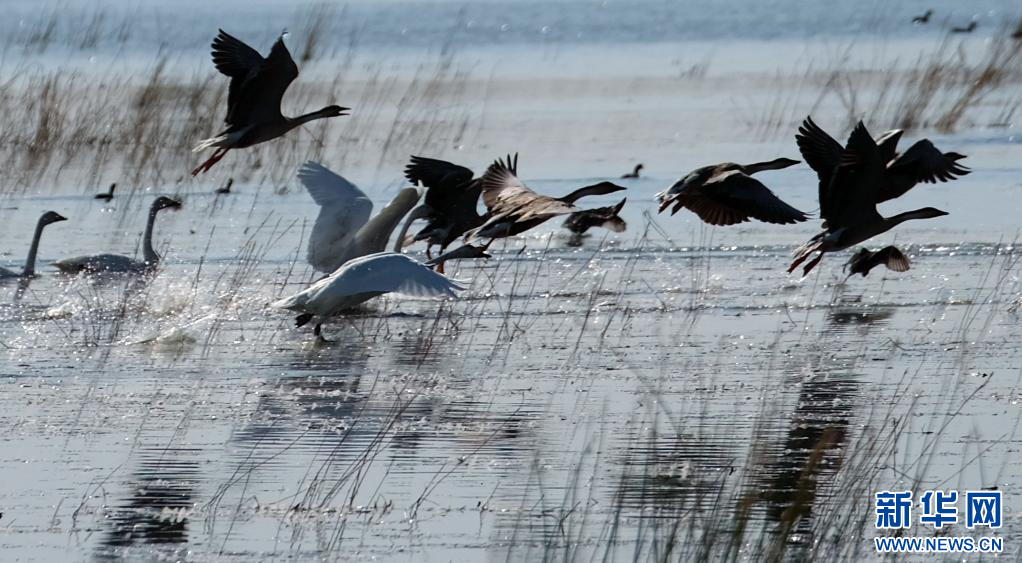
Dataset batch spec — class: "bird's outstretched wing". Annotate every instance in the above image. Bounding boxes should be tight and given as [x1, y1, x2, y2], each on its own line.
[323, 252, 464, 298]
[876, 246, 911, 272]
[795, 116, 843, 218]
[404, 156, 474, 195]
[480, 154, 534, 211]
[879, 140, 969, 202]
[663, 171, 808, 226]
[213, 31, 299, 126]
[211, 29, 264, 78]
[297, 161, 373, 272]
[825, 121, 884, 229]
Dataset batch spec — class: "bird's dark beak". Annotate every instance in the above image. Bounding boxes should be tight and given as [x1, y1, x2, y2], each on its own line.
[54, 213, 68, 222]
[168, 199, 183, 209]
[337, 107, 351, 117]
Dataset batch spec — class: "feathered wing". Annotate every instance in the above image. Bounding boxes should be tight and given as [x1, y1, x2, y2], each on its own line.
[878, 140, 970, 202]
[480, 154, 532, 211]
[656, 166, 719, 214]
[273, 253, 463, 314]
[795, 116, 843, 218]
[700, 171, 809, 225]
[469, 154, 577, 239]
[404, 156, 483, 244]
[824, 121, 885, 229]
[876, 246, 911, 272]
[236, 36, 299, 126]
[404, 156, 474, 196]
[874, 128, 904, 162]
[211, 29, 264, 78]
[211, 29, 265, 123]
[213, 32, 299, 126]
[297, 161, 373, 272]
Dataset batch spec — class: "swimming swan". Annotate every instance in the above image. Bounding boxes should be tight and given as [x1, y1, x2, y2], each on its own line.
[0, 211, 67, 280]
[54, 196, 181, 275]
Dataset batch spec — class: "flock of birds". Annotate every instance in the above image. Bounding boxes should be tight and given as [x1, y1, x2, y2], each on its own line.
[1, 29, 972, 339]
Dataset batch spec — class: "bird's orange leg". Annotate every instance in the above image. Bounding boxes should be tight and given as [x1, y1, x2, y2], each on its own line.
[801, 253, 824, 276]
[191, 148, 230, 176]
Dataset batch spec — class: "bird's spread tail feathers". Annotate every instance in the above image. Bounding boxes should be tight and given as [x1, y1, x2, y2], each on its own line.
[192, 134, 230, 153]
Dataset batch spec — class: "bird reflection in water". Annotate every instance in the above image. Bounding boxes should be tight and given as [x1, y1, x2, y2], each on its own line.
[99, 449, 199, 553]
[743, 371, 861, 553]
[825, 293, 895, 332]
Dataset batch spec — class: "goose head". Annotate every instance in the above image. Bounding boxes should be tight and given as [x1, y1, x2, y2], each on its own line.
[320, 105, 351, 118]
[563, 181, 628, 202]
[40, 211, 68, 226]
[152, 196, 183, 212]
[769, 157, 800, 169]
[911, 207, 949, 219]
[426, 243, 493, 267]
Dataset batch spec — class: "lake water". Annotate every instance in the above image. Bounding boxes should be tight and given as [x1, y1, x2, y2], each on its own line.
[1, 0, 1021, 561]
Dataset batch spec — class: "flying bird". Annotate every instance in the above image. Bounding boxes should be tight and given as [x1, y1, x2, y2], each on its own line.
[845, 246, 911, 278]
[273, 252, 464, 340]
[469, 154, 627, 240]
[562, 198, 627, 245]
[297, 161, 422, 273]
[797, 116, 968, 216]
[396, 156, 484, 262]
[192, 30, 349, 175]
[789, 121, 950, 275]
[656, 158, 807, 226]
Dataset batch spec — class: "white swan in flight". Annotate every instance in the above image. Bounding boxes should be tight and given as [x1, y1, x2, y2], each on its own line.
[273, 252, 464, 339]
[54, 196, 182, 275]
[297, 161, 423, 273]
[0, 211, 67, 280]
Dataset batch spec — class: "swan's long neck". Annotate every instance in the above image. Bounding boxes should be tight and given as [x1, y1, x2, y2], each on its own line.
[22, 217, 48, 277]
[142, 205, 162, 265]
[561, 183, 621, 203]
[392, 205, 431, 252]
[356, 188, 422, 254]
[290, 107, 338, 127]
[885, 208, 938, 228]
[743, 158, 796, 174]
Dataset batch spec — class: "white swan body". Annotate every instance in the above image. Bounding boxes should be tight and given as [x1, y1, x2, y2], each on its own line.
[54, 196, 181, 275]
[298, 161, 422, 273]
[273, 252, 464, 322]
[0, 211, 67, 280]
